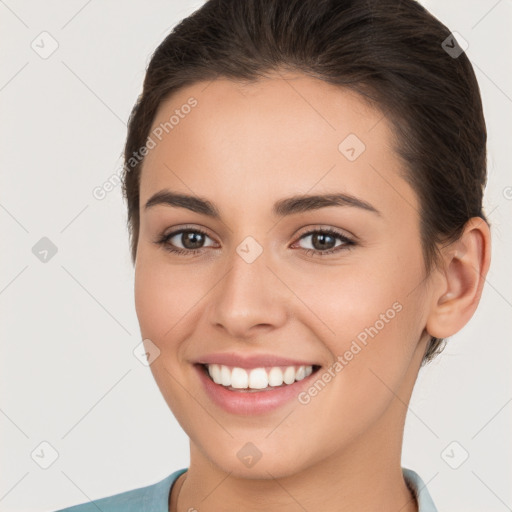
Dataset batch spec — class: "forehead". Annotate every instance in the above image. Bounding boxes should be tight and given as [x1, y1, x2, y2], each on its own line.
[139, 72, 418, 220]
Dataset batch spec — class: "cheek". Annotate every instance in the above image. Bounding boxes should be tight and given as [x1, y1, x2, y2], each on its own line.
[289, 244, 426, 393]
[288, 254, 422, 346]
[134, 263, 169, 339]
[134, 254, 204, 341]
[286, 270, 425, 451]
[133, 257, 202, 415]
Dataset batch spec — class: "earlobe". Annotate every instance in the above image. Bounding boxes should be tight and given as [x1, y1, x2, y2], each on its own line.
[426, 217, 491, 339]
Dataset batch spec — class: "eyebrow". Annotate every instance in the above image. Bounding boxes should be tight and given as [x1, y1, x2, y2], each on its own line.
[144, 189, 381, 218]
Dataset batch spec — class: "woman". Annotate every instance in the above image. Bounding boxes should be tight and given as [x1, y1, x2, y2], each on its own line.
[55, 0, 491, 510]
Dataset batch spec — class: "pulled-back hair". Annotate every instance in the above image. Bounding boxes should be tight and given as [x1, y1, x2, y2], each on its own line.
[122, 0, 488, 364]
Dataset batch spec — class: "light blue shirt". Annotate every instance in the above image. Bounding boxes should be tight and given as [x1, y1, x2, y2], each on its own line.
[54, 466, 437, 511]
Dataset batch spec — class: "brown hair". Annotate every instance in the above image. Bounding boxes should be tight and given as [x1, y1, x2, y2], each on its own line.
[122, 0, 488, 365]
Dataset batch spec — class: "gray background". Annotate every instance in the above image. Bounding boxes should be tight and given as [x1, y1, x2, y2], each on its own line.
[1, 1, 511, 510]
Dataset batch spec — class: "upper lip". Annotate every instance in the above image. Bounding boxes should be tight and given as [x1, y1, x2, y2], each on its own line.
[195, 352, 319, 369]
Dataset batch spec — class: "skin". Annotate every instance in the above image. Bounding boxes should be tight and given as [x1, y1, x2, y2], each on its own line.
[133, 71, 491, 512]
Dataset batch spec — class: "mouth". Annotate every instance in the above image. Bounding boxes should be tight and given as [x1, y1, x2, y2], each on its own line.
[196, 363, 322, 392]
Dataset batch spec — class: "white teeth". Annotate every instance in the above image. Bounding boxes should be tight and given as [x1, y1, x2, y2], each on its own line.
[248, 368, 268, 389]
[295, 366, 306, 381]
[283, 366, 295, 385]
[231, 367, 249, 389]
[220, 365, 231, 386]
[268, 367, 284, 386]
[209, 364, 222, 384]
[205, 364, 314, 390]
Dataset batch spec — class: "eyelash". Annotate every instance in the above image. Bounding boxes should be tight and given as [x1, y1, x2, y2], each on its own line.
[154, 226, 355, 257]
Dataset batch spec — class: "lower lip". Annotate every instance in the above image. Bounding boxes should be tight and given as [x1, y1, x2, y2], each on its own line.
[195, 364, 319, 415]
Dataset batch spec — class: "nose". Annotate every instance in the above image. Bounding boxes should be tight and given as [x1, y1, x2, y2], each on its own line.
[208, 244, 289, 339]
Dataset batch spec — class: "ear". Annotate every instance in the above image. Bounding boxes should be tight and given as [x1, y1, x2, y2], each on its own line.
[426, 217, 491, 339]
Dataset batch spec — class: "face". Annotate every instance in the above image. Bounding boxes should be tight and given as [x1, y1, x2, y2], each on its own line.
[134, 72, 434, 479]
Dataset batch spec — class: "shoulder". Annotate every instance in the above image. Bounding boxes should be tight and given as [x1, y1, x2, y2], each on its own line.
[52, 468, 188, 512]
[402, 467, 438, 512]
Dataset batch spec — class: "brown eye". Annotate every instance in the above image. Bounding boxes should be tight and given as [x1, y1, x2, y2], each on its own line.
[155, 227, 216, 255]
[306, 232, 337, 251]
[177, 230, 206, 249]
[295, 228, 355, 257]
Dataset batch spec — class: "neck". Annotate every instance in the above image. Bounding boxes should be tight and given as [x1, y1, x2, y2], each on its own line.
[172, 404, 418, 512]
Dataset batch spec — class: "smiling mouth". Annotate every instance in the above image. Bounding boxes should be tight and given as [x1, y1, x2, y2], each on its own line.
[197, 363, 321, 392]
